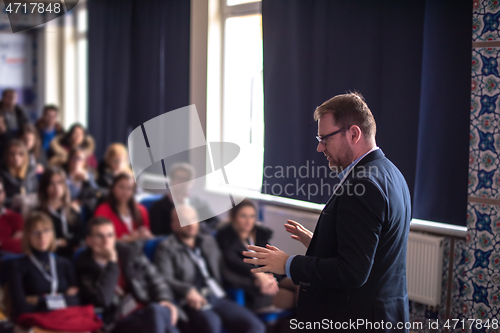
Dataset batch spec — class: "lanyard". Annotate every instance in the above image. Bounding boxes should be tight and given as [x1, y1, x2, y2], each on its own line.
[29, 254, 58, 295]
[49, 208, 69, 238]
[185, 247, 212, 279]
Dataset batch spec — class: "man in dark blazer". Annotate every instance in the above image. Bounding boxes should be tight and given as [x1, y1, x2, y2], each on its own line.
[154, 205, 265, 333]
[243, 92, 411, 332]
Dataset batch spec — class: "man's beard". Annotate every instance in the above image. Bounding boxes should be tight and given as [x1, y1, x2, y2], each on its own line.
[329, 145, 354, 173]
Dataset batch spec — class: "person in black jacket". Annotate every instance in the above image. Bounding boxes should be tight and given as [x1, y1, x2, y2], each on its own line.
[155, 204, 265, 333]
[242, 93, 412, 332]
[0, 89, 29, 137]
[37, 166, 84, 259]
[76, 216, 180, 333]
[0, 139, 38, 208]
[216, 199, 298, 311]
[7, 211, 80, 319]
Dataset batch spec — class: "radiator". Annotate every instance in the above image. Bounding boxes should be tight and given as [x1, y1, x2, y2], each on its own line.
[406, 232, 444, 306]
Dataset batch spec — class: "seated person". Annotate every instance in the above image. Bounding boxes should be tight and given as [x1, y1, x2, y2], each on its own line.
[0, 89, 29, 137]
[0, 178, 24, 253]
[35, 105, 65, 155]
[76, 216, 180, 333]
[216, 199, 298, 311]
[7, 211, 79, 319]
[154, 205, 265, 333]
[94, 173, 152, 242]
[37, 166, 85, 259]
[49, 124, 97, 170]
[64, 147, 100, 215]
[0, 139, 38, 207]
[149, 162, 219, 236]
[0, 113, 13, 158]
[97, 143, 133, 190]
[19, 123, 47, 174]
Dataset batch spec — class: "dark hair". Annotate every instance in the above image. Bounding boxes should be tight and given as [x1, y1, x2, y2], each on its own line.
[60, 124, 90, 149]
[1, 89, 15, 98]
[86, 216, 114, 236]
[42, 105, 59, 114]
[108, 173, 143, 228]
[313, 92, 377, 139]
[229, 199, 257, 223]
[38, 166, 76, 225]
[18, 123, 42, 160]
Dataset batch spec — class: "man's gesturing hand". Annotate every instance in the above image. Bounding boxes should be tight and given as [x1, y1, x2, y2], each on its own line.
[284, 220, 313, 248]
[242, 244, 289, 275]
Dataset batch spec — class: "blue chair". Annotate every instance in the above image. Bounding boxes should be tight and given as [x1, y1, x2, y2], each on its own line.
[139, 194, 164, 212]
[73, 246, 87, 262]
[143, 236, 168, 262]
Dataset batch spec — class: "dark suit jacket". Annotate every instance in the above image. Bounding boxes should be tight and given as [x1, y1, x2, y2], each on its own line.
[289, 149, 411, 332]
[215, 223, 275, 309]
[76, 242, 179, 325]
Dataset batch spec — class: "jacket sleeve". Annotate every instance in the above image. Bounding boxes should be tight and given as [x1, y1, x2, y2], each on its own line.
[216, 230, 255, 278]
[289, 179, 386, 289]
[7, 259, 44, 315]
[76, 254, 119, 308]
[154, 241, 194, 299]
[138, 253, 174, 302]
[62, 259, 80, 306]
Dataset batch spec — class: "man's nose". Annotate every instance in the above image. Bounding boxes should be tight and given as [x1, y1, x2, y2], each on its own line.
[317, 142, 325, 152]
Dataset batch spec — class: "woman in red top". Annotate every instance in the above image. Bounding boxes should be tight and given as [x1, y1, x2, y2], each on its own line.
[94, 173, 152, 242]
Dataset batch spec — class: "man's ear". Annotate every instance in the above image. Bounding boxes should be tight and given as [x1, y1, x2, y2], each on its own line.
[348, 125, 362, 145]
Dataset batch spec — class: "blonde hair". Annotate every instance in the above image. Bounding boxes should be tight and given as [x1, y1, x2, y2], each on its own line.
[22, 211, 57, 255]
[104, 143, 132, 174]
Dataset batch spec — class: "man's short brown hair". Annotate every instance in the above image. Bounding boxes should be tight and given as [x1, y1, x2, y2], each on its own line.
[314, 92, 376, 139]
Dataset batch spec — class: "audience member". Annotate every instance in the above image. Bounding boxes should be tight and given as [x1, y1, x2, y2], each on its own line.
[0, 89, 29, 136]
[216, 199, 298, 311]
[76, 216, 181, 333]
[0, 140, 38, 207]
[35, 105, 64, 154]
[97, 143, 133, 189]
[37, 167, 85, 259]
[19, 123, 47, 174]
[150, 162, 219, 236]
[49, 124, 97, 169]
[0, 178, 24, 253]
[7, 212, 80, 318]
[64, 147, 101, 215]
[94, 173, 152, 242]
[0, 114, 13, 158]
[154, 205, 265, 333]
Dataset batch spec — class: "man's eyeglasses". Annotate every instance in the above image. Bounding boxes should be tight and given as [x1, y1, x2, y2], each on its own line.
[316, 126, 351, 146]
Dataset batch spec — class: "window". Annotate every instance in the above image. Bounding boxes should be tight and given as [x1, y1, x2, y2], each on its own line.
[206, 0, 264, 193]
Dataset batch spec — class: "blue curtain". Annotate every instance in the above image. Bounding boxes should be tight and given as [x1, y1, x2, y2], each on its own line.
[87, 0, 190, 158]
[261, 0, 471, 226]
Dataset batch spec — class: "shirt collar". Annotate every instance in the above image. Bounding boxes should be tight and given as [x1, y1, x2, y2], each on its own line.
[337, 146, 380, 180]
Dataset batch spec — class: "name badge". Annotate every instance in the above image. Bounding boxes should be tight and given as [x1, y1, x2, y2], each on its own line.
[45, 294, 67, 310]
